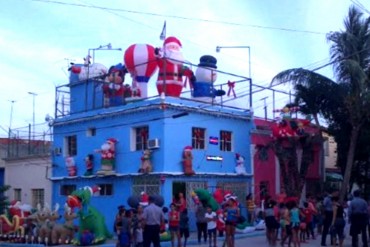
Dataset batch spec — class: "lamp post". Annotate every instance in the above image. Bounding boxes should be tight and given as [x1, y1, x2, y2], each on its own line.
[28, 92, 37, 140]
[216, 45, 252, 108]
[8, 100, 16, 131]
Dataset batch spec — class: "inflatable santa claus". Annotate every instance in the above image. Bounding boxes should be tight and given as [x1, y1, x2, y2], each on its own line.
[156, 36, 194, 97]
[95, 138, 117, 175]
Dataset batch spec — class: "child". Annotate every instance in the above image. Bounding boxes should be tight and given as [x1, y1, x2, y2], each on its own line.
[135, 221, 144, 247]
[205, 205, 217, 247]
[117, 210, 132, 247]
[216, 209, 225, 237]
[280, 202, 292, 247]
[169, 203, 181, 247]
[290, 200, 301, 247]
[299, 215, 307, 243]
[279, 203, 287, 241]
[179, 208, 190, 247]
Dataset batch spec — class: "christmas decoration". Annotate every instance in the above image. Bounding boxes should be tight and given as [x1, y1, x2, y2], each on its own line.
[65, 156, 77, 176]
[95, 138, 117, 175]
[67, 186, 111, 245]
[235, 153, 247, 175]
[182, 146, 195, 175]
[192, 55, 223, 102]
[155, 36, 194, 97]
[138, 149, 152, 174]
[102, 64, 126, 106]
[124, 44, 158, 98]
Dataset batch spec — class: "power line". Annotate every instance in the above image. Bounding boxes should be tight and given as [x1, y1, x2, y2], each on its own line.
[31, 0, 326, 35]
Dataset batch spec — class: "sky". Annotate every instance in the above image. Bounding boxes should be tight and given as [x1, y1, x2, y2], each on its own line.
[1, 0, 369, 139]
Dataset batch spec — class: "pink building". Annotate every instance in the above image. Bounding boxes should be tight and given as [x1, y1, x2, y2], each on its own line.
[251, 117, 323, 205]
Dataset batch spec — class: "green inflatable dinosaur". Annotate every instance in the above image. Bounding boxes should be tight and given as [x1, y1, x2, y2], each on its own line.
[66, 186, 112, 245]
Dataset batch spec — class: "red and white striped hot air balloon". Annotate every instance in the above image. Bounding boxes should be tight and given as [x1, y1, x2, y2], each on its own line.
[124, 44, 158, 98]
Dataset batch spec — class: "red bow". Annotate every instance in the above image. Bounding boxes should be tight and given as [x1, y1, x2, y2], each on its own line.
[227, 81, 236, 97]
[183, 68, 194, 89]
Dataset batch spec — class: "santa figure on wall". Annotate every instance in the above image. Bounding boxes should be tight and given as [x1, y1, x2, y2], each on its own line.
[65, 156, 77, 176]
[155, 36, 195, 97]
[95, 138, 117, 175]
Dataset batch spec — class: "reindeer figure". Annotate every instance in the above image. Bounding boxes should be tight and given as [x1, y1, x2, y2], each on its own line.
[36, 203, 52, 244]
[51, 203, 77, 245]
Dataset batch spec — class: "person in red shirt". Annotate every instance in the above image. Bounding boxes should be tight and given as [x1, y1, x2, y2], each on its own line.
[169, 203, 181, 247]
[302, 201, 315, 240]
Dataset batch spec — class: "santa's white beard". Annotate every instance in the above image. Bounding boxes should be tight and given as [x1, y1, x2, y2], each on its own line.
[101, 143, 110, 151]
[165, 49, 184, 65]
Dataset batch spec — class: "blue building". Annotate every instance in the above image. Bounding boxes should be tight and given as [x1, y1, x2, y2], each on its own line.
[50, 67, 254, 232]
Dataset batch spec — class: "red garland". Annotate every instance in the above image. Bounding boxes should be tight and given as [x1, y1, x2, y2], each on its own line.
[227, 80, 236, 98]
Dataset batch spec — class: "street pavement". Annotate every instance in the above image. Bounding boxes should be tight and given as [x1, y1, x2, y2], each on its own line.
[0, 228, 360, 247]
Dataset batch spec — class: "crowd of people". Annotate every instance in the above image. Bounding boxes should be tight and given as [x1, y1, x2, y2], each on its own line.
[113, 191, 241, 247]
[112, 188, 370, 247]
[252, 189, 370, 247]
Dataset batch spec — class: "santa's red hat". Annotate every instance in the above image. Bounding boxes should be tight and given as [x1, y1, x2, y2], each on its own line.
[164, 36, 182, 47]
[107, 138, 117, 144]
[86, 185, 101, 195]
[184, 146, 192, 151]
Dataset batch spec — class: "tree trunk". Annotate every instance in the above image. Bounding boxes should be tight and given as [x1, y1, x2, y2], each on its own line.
[273, 139, 300, 197]
[339, 125, 360, 202]
[298, 136, 314, 194]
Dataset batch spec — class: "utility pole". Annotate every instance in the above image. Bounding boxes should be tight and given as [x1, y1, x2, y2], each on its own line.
[260, 96, 268, 120]
[28, 92, 37, 140]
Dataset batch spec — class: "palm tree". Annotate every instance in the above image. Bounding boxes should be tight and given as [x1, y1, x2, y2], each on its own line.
[271, 68, 338, 128]
[327, 6, 370, 201]
[271, 6, 370, 201]
[271, 70, 338, 197]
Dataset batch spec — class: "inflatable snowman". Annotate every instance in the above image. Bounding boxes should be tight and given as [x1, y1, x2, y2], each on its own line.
[192, 55, 223, 102]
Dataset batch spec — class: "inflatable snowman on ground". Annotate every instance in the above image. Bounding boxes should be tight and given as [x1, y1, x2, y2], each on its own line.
[192, 55, 224, 102]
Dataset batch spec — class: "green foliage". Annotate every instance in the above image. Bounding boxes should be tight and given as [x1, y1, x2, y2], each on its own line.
[0, 185, 11, 214]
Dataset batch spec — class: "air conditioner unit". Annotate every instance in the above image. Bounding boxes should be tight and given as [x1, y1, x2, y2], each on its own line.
[147, 138, 160, 149]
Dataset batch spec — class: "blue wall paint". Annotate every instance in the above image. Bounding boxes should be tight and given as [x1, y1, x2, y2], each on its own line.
[51, 91, 254, 233]
[53, 109, 252, 176]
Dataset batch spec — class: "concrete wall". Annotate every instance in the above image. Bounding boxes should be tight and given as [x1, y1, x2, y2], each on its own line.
[4, 156, 52, 207]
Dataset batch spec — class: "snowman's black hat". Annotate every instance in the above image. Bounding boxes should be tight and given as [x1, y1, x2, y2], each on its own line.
[198, 55, 217, 69]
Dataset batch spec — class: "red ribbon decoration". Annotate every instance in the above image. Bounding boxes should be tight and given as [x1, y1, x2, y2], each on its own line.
[227, 80, 236, 98]
[183, 68, 194, 89]
[222, 132, 231, 142]
[194, 129, 202, 145]
[141, 129, 148, 145]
